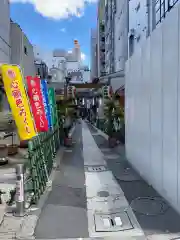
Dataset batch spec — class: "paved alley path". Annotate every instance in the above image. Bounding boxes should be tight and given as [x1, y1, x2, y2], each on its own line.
[34, 121, 180, 240]
[35, 123, 89, 239]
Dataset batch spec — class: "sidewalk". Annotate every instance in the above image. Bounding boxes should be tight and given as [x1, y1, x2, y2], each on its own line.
[87, 122, 180, 240]
[34, 123, 89, 239]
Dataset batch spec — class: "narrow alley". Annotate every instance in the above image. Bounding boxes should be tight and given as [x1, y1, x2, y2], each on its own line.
[32, 121, 180, 240]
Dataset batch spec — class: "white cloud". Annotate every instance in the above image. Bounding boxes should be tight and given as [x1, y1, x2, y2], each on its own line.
[60, 28, 66, 32]
[10, 0, 98, 20]
[81, 52, 86, 61]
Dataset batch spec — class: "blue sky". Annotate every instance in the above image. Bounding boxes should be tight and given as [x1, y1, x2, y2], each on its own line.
[10, 0, 98, 65]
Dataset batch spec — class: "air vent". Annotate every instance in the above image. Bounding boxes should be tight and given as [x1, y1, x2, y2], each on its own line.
[84, 165, 108, 172]
[94, 211, 133, 232]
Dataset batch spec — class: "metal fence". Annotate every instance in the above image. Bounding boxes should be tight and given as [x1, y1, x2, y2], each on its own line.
[24, 125, 61, 204]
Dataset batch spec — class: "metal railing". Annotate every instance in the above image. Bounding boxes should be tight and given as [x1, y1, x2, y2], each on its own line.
[7, 124, 62, 215]
[26, 125, 60, 203]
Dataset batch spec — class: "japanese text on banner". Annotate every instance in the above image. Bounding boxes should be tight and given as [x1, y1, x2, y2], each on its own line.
[41, 79, 52, 129]
[26, 76, 48, 132]
[48, 88, 57, 126]
[0, 64, 36, 140]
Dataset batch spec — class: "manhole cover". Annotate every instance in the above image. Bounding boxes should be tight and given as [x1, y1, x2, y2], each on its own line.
[97, 191, 110, 198]
[94, 211, 133, 232]
[84, 165, 108, 172]
[130, 197, 169, 215]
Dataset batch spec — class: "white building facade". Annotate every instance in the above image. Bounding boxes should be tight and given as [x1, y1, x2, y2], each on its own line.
[128, 0, 180, 56]
[126, 0, 180, 213]
[0, 0, 10, 64]
[10, 22, 36, 78]
[90, 28, 98, 80]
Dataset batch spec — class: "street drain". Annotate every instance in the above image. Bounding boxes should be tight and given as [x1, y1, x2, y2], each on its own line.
[97, 191, 110, 198]
[94, 211, 133, 232]
[130, 197, 169, 216]
[64, 149, 73, 153]
[84, 165, 108, 172]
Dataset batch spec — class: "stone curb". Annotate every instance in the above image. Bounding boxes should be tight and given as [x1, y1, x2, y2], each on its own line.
[15, 147, 65, 240]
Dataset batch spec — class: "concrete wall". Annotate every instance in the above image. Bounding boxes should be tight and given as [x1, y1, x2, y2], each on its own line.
[10, 23, 36, 79]
[125, 3, 180, 213]
[23, 34, 36, 77]
[0, 0, 10, 64]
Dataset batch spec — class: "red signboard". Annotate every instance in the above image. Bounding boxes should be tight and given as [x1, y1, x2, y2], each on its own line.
[26, 76, 48, 132]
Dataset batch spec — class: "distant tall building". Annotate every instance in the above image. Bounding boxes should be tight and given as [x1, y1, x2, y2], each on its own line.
[72, 39, 81, 63]
[90, 29, 98, 81]
[97, 0, 106, 77]
[104, 0, 128, 73]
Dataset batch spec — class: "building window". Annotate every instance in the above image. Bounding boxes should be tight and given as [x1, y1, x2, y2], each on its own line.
[101, 37, 105, 42]
[24, 46, 27, 55]
[129, 35, 134, 57]
[155, 0, 179, 25]
[37, 68, 40, 76]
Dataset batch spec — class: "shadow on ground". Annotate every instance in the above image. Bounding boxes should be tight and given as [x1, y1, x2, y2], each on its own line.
[87, 123, 180, 238]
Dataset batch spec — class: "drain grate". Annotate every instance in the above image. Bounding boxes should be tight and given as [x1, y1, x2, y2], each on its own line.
[84, 165, 108, 172]
[64, 149, 73, 153]
[94, 211, 133, 232]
